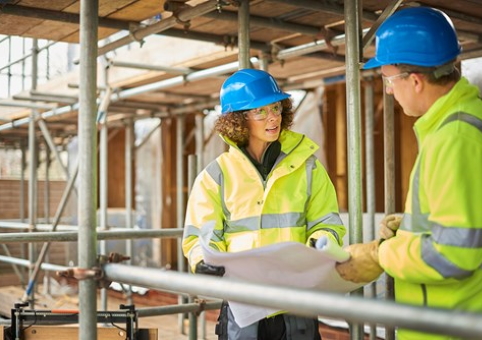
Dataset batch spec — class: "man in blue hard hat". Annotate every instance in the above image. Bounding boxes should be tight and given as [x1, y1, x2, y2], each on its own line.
[336, 7, 482, 340]
[183, 68, 346, 339]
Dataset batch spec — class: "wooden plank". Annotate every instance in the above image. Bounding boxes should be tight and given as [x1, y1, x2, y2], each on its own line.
[20, 326, 157, 340]
[108, 0, 166, 21]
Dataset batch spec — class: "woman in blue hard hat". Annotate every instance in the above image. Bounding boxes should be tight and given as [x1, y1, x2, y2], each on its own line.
[336, 7, 482, 340]
[182, 68, 345, 340]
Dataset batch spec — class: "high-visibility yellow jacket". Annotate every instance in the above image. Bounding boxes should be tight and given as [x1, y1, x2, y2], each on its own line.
[379, 77, 482, 340]
[183, 130, 345, 271]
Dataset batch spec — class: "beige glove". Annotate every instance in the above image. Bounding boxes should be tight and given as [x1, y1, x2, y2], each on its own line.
[379, 214, 402, 240]
[335, 240, 383, 283]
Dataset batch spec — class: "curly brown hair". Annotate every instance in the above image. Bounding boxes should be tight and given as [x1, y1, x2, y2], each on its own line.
[214, 98, 294, 147]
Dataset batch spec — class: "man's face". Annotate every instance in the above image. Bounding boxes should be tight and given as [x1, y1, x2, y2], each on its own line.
[381, 65, 423, 117]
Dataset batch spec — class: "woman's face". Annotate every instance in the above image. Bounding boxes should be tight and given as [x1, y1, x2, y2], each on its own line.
[245, 102, 282, 146]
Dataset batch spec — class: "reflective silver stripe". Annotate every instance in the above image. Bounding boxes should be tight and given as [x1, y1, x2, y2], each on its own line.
[408, 161, 427, 232]
[432, 223, 482, 248]
[304, 156, 315, 212]
[206, 160, 223, 185]
[401, 211, 433, 232]
[206, 160, 229, 220]
[421, 235, 474, 279]
[198, 220, 225, 246]
[184, 224, 201, 238]
[307, 212, 344, 231]
[439, 112, 482, 133]
[225, 212, 305, 233]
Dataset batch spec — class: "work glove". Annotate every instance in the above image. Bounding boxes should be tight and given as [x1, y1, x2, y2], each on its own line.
[379, 214, 402, 240]
[335, 240, 383, 283]
[194, 260, 225, 277]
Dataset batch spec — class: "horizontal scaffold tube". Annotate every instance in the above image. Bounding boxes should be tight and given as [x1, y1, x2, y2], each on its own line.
[0, 228, 183, 243]
[0, 255, 67, 272]
[137, 301, 222, 317]
[104, 264, 482, 339]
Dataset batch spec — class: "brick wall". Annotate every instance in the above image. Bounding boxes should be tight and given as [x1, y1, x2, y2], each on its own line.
[0, 179, 74, 285]
[0, 179, 72, 220]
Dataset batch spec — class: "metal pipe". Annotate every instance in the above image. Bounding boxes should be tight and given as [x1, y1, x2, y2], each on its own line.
[137, 301, 222, 317]
[113, 57, 259, 101]
[269, 0, 378, 21]
[103, 264, 482, 339]
[125, 118, 134, 304]
[135, 119, 161, 150]
[361, 0, 402, 50]
[344, 1, 364, 339]
[194, 114, 204, 176]
[44, 145, 51, 295]
[99, 64, 110, 311]
[204, 10, 320, 37]
[383, 83, 396, 340]
[20, 141, 26, 222]
[0, 221, 78, 231]
[38, 119, 76, 193]
[0, 255, 67, 272]
[110, 60, 193, 75]
[0, 40, 57, 73]
[1, 244, 25, 284]
[97, 0, 223, 57]
[13, 94, 77, 104]
[0, 102, 79, 132]
[237, 0, 250, 69]
[276, 28, 369, 61]
[0, 228, 183, 243]
[27, 38, 39, 304]
[78, 0, 99, 338]
[176, 115, 186, 334]
[0, 101, 57, 109]
[364, 78, 377, 340]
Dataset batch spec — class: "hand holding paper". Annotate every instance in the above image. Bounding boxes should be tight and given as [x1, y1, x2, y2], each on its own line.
[313, 235, 350, 262]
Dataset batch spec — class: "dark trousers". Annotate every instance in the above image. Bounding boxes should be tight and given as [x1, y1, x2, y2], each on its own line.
[215, 302, 322, 340]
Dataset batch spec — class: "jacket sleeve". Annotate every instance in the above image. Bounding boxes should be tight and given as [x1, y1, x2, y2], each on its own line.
[379, 130, 482, 283]
[305, 158, 346, 246]
[182, 164, 227, 272]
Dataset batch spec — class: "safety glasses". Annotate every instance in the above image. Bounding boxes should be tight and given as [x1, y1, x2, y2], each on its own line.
[245, 102, 282, 121]
[382, 72, 409, 88]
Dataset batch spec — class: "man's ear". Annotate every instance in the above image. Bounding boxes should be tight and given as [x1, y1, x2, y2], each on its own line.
[411, 73, 425, 93]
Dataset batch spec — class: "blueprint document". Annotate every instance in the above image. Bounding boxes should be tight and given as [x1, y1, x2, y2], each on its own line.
[201, 237, 365, 327]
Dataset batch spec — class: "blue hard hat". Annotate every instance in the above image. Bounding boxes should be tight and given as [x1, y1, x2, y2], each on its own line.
[364, 7, 461, 69]
[220, 69, 290, 114]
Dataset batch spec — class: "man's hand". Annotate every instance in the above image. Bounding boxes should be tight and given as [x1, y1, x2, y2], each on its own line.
[194, 260, 225, 276]
[335, 240, 383, 283]
[379, 214, 402, 240]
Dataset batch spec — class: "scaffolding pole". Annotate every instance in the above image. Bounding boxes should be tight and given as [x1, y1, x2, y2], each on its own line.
[383, 84, 396, 340]
[176, 115, 187, 334]
[363, 77, 377, 340]
[99, 62, 110, 311]
[344, 1, 364, 339]
[78, 0, 99, 339]
[27, 38, 39, 305]
[0, 228, 183, 243]
[238, 0, 250, 69]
